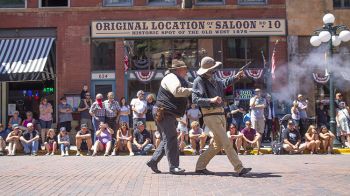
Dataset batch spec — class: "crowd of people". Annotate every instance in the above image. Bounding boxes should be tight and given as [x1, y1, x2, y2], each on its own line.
[0, 71, 350, 158]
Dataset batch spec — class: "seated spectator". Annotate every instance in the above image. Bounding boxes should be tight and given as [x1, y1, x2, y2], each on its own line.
[154, 131, 161, 149]
[237, 120, 262, 155]
[176, 113, 188, 153]
[187, 103, 202, 125]
[20, 123, 39, 156]
[76, 124, 93, 156]
[227, 123, 243, 154]
[112, 121, 133, 156]
[305, 125, 321, 154]
[92, 122, 114, 156]
[58, 127, 70, 157]
[319, 125, 335, 154]
[5, 124, 22, 156]
[8, 111, 22, 131]
[282, 120, 307, 154]
[22, 111, 36, 129]
[203, 125, 214, 147]
[0, 123, 10, 156]
[132, 121, 153, 155]
[189, 121, 207, 155]
[44, 129, 57, 156]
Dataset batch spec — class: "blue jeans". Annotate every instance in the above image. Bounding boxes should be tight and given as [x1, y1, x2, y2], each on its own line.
[92, 116, 105, 143]
[21, 140, 39, 154]
[60, 144, 70, 153]
[133, 143, 153, 155]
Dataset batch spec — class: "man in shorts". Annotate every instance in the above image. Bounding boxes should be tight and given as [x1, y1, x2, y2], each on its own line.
[76, 124, 92, 156]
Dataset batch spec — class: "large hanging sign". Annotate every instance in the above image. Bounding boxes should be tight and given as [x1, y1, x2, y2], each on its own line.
[91, 19, 286, 38]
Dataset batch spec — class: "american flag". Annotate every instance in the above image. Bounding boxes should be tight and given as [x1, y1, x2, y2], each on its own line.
[124, 55, 129, 72]
[271, 40, 279, 80]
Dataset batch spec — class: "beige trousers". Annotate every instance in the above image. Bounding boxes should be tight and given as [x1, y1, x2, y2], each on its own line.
[195, 114, 243, 172]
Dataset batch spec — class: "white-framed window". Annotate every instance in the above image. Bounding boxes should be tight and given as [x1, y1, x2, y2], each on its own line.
[39, 0, 70, 8]
[103, 0, 132, 7]
[0, 0, 26, 8]
[148, 0, 176, 6]
[238, 0, 267, 5]
[195, 0, 225, 5]
[333, 0, 350, 8]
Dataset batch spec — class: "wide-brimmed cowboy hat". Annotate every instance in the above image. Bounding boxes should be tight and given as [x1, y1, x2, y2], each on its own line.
[169, 59, 188, 70]
[197, 56, 222, 75]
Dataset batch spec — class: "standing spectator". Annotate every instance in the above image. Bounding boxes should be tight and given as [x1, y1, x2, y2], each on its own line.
[130, 90, 147, 130]
[78, 92, 93, 133]
[92, 122, 113, 156]
[189, 121, 207, 155]
[297, 94, 308, 136]
[187, 103, 202, 125]
[133, 121, 153, 155]
[230, 99, 246, 131]
[291, 100, 300, 128]
[176, 113, 189, 143]
[264, 94, 275, 142]
[146, 94, 157, 144]
[336, 102, 350, 148]
[335, 93, 344, 110]
[227, 123, 243, 154]
[305, 125, 321, 154]
[44, 129, 57, 156]
[112, 121, 133, 156]
[118, 97, 130, 127]
[80, 84, 89, 99]
[249, 88, 266, 144]
[8, 111, 22, 131]
[89, 93, 106, 143]
[5, 124, 21, 156]
[319, 125, 335, 154]
[0, 124, 10, 155]
[22, 111, 36, 129]
[58, 127, 70, 157]
[20, 123, 39, 156]
[282, 120, 307, 154]
[236, 120, 262, 155]
[75, 124, 93, 156]
[104, 92, 120, 133]
[316, 103, 329, 128]
[39, 97, 53, 145]
[58, 97, 73, 132]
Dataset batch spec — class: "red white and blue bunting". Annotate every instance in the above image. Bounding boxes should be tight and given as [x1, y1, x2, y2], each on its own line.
[134, 70, 156, 83]
[133, 59, 151, 69]
[244, 69, 264, 80]
[313, 72, 329, 84]
[215, 70, 235, 80]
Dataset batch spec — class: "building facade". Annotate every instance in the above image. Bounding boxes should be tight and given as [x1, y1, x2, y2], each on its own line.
[0, 0, 287, 125]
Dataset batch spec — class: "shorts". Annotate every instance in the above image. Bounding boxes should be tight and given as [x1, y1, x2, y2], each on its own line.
[59, 121, 72, 132]
[251, 118, 265, 134]
[40, 120, 52, 129]
[177, 125, 188, 134]
[48, 143, 54, 151]
[146, 121, 157, 131]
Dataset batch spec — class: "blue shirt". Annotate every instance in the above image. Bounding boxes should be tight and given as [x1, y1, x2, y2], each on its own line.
[0, 129, 9, 140]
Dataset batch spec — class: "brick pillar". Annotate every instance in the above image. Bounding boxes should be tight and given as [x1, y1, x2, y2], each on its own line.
[115, 39, 125, 100]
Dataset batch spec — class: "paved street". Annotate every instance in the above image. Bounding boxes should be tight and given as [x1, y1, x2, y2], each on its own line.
[0, 155, 349, 196]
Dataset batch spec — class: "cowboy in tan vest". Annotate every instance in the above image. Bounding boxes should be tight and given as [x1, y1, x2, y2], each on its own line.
[192, 56, 252, 176]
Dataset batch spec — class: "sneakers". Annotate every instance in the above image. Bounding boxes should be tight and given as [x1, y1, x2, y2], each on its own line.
[104, 153, 109, 156]
[65, 152, 69, 156]
[86, 151, 91, 156]
[238, 167, 252, 177]
[0, 151, 4, 156]
[169, 167, 185, 175]
[192, 150, 196, 156]
[50, 152, 55, 156]
[92, 152, 97, 157]
[45, 153, 50, 156]
[31, 152, 38, 156]
[129, 152, 135, 156]
[111, 150, 116, 156]
[76, 151, 81, 156]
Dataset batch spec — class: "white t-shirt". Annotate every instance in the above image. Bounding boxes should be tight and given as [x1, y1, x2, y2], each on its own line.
[187, 108, 201, 122]
[130, 98, 147, 119]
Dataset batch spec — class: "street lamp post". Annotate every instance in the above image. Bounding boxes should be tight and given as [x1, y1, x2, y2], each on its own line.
[310, 13, 350, 138]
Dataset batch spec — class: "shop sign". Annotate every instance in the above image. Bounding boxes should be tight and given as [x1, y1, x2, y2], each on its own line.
[235, 89, 254, 100]
[91, 19, 286, 38]
[92, 72, 116, 80]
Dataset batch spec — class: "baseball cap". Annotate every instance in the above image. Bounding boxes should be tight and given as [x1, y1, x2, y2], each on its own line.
[13, 124, 19, 129]
[80, 124, 88, 129]
[27, 123, 33, 128]
[137, 121, 144, 126]
[60, 127, 67, 132]
[288, 120, 294, 125]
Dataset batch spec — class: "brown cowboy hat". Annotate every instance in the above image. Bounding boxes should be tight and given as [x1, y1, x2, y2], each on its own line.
[169, 59, 188, 70]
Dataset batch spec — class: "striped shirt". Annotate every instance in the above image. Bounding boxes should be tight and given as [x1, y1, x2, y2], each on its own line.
[89, 102, 106, 117]
[104, 100, 120, 118]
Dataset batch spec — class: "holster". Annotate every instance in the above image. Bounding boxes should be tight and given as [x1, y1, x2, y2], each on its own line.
[155, 107, 165, 123]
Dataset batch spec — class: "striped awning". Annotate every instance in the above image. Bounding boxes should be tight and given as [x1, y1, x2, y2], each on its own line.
[0, 38, 55, 81]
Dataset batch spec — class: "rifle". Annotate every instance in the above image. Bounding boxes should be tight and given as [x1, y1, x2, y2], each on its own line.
[239, 61, 252, 71]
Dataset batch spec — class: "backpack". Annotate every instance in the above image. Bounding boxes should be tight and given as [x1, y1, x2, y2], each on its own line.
[271, 140, 283, 155]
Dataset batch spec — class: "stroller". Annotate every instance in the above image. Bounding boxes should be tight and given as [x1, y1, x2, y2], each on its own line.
[271, 114, 292, 155]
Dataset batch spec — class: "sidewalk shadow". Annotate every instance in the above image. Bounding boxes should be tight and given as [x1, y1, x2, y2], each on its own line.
[182, 172, 282, 178]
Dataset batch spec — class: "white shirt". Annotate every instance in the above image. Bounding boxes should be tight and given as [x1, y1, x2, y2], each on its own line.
[130, 98, 147, 119]
[161, 73, 192, 97]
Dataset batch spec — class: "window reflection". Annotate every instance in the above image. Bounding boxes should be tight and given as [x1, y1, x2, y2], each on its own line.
[92, 40, 115, 71]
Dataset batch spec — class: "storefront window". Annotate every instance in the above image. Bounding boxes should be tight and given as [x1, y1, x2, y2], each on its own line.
[148, 0, 175, 5]
[92, 40, 115, 71]
[103, 0, 132, 6]
[196, 0, 224, 4]
[40, 0, 69, 7]
[125, 39, 198, 70]
[223, 37, 268, 68]
[238, 0, 267, 5]
[0, 0, 25, 8]
[333, 0, 350, 8]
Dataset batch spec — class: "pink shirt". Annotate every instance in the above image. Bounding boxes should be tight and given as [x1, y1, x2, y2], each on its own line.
[39, 103, 53, 121]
